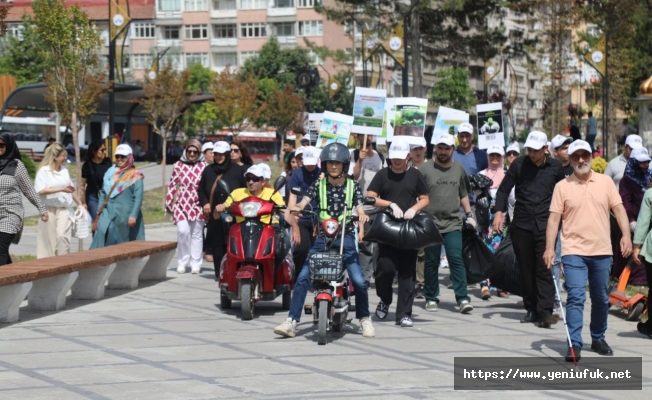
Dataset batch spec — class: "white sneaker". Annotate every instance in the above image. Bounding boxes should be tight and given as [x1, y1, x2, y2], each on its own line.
[459, 300, 474, 314]
[274, 318, 297, 338]
[191, 267, 201, 274]
[440, 255, 449, 268]
[360, 317, 375, 337]
[425, 301, 439, 311]
[177, 266, 186, 274]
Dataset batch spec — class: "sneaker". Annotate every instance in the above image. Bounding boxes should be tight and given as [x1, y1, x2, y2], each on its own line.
[360, 317, 375, 337]
[440, 255, 449, 268]
[459, 300, 473, 314]
[481, 287, 491, 300]
[415, 286, 425, 299]
[425, 301, 439, 311]
[375, 301, 389, 319]
[273, 318, 297, 338]
[191, 267, 201, 274]
[177, 266, 186, 274]
[398, 316, 413, 327]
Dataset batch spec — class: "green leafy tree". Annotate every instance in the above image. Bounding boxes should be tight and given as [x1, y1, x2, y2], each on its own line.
[429, 67, 476, 111]
[0, 17, 48, 85]
[211, 68, 264, 135]
[264, 86, 306, 140]
[183, 64, 219, 137]
[363, 106, 374, 117]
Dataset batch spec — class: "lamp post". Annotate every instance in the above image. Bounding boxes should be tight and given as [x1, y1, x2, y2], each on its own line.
[402, 0, 424, 97]
[578, 61, 583, 112]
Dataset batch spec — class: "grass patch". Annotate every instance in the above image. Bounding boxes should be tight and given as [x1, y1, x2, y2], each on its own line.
[141, 188, 172, 225]
[10, 254, 36, 262]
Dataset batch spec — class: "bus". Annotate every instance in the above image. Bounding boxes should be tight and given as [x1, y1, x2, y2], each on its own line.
[0, 115, 80, 152]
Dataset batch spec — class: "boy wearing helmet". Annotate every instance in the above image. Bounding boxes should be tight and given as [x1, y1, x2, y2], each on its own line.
[274, 143, 375, 339]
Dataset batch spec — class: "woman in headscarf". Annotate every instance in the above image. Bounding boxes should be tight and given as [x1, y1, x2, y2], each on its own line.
[615, 148, 652, 284]
[34, 142, 83, 258]
[0, 131, 48, 265]
[478, 145, 515, 299]
[197, 141, 247, 280]
[90, 144, 145, 249]
[166, 140, 207, 274]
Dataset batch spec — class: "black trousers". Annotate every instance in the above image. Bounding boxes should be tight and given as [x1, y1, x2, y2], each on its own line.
[375, 245, 418, 322]
[293, 222, 315, 281]
[0, 232, 16, 266]
[510, 225, 555, 318]
[643, 261, 652, 328]
[206, 219, 228, 279]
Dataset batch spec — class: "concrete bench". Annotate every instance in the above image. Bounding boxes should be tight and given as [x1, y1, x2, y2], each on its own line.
[0, 240, 176, 323]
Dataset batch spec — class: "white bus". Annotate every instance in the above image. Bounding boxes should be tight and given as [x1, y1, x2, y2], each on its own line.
[0, 115, 75, 152]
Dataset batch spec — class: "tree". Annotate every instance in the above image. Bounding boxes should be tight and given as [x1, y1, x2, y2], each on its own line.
[363, 106, 374, 117]
[0, 17, 48, 85]
[240, 37, 312, 88]
[32, 0, 107, 202]
[264, 86, 306, 139]
[211, 68, 264, 135]
[137, 64, 194, 208]
[183, 63, 219, 137]
[429, 67, 476, 111]
[0, 4, 8, 37]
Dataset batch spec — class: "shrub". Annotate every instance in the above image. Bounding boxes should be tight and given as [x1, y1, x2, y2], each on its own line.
[21, 153, 37, 179]
[591, 156, 607, 174]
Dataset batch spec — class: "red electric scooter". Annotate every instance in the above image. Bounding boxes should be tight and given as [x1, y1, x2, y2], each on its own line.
[218, 177, 294, 320]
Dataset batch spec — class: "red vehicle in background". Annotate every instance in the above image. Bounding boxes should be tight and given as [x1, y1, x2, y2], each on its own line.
[217, 178, 294, 320]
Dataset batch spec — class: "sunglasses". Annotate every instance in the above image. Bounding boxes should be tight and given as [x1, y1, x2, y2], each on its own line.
[570, 153, 591, 162]
[115, 155, 128, 160]
[506, 152, 519, 157]
[187, 150, 198, 155]
[246, 176, 262, 183]
[231, 149, 240, 153]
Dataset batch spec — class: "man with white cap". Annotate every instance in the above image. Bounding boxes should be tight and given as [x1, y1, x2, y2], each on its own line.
[420, 133, 476, 314]
[494, 131, 566, 327]
[604, 134, 643, 189]
[453, 122, 488, 192]
[202, 142, 214, 165]
[300, 134, 311, 147]
[367, 138, 429, 326]
[550, 134, 574, 177]
[544, 140, 631, 361]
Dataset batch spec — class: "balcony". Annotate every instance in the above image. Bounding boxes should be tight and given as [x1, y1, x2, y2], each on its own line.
[211, 38, 237, 47]
[528, 108, 541, 120]
[210, 10, 237, 19]
[277, 36, 297, 45]
[157, 39, 183, 47]
[267, 7, 297, 17]
[156, 10, 182, 19]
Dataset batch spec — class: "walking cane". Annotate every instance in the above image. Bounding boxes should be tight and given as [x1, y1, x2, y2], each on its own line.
[552, 268, 577, 367]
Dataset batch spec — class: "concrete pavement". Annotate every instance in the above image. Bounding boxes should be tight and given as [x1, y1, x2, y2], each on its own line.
[2, 225, 652, 399]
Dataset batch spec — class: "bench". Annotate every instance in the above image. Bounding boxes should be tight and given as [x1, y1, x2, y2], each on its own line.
[0, 240, 176, 323]
[19, 148, 45, 162]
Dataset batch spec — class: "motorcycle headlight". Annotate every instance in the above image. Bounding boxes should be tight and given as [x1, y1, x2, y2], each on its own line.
[224, 215, 233, 223]
[240, 202, 262, 218]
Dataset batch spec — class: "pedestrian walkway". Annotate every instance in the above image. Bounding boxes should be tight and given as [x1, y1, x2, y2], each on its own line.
[0, 238, 650, 399]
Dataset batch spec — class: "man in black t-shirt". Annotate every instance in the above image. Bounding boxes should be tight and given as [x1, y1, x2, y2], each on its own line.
[367, 139, 429, 327]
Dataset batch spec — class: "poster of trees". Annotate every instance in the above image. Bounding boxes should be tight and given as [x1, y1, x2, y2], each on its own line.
[393, 98, 428, 143]
[352, 87, 387, 135]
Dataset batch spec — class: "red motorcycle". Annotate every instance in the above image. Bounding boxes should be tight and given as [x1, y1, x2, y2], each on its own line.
[217, 178, 294, 320]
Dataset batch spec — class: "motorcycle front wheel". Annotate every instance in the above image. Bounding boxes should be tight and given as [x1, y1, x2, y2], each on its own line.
[241, 281, 255, 321]
[317, 300, 329, 345]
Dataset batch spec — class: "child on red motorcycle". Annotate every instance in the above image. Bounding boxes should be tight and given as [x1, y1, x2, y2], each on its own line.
[274, 143, 376, 339]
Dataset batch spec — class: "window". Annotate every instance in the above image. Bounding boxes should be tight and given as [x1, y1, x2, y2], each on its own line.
[185, 0, 208, 11]
[307, 50, 322, 65]
[299, 20, 323, 36]
[240, 0, 266, 9]
[132, 54, 153, 69]
[530, 79, 536, 89]
[214, 24, 237, 38]
[273, 22, 295, 37]
[298, 0, 318, 7]
[5, 24, 24, 40]
[273, 0, 294, 7]
[133, 22, 155, 38]
[214, 52, 238, 67]
[185, 53, 209, 67]
[185, 24, 208, 39]
[162, 26, 181, 39]
[241, 23, 267, 38]
[240, 51, 258, 64]
[158, 0, 181, 11]
[214, 0, 236, 9]
[162, 53, 182, 69]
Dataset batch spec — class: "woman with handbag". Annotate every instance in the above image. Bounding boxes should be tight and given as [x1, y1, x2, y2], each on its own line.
[34, 143, 83, 258]
[197, 141, 247, 280]
[166, 139, 207, 274]
[0, 131, 49, 265]
[81, 140, 112, 220]
[90, 144, 145, 249]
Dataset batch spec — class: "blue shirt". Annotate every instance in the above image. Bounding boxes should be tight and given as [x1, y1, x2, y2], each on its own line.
[587, 117, 598, 136]
[453, 147, 488, 204]
[288, 166, 321, 224]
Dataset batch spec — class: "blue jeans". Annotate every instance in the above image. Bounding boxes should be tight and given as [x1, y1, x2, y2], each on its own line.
[552, 231, 562, 302]
[288, 234, 369, 322]
[86, 192, 99, 221]
[562, 255, 612, 348]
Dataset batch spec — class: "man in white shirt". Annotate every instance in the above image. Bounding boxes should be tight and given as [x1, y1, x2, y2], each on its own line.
[604, 134, 643, 189]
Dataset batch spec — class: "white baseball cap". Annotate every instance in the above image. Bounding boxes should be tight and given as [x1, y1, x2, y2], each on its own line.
[388, 138, 410, 159]
[201, 142, 214, 153]
[410, 137, 427, 149]
[551, 134, 573, 150]
[213, 141, 231, 154]
[568, 140, 592, 156]
[434, 133, 455, 147]
[244, 164, 265, 178]
[631, 147, 652, 162]
[506, 143, 520, 155]
[300, 134, 311, 143]
[295, 146, 304, 157]
[487, 145, 505, 156]
[302, 146, 319, 166]
[115, 144, 133, 156]
[458, 122, 474, 134]
[258, 163, 271, 179]
[524, 131, 549, 150]
[625, 134, 643, 149]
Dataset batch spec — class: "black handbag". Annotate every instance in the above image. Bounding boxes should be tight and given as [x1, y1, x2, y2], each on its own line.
[364, 211, 444, 250]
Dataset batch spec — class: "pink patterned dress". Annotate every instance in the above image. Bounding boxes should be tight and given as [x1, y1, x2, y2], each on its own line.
[166, 161, 207, 223]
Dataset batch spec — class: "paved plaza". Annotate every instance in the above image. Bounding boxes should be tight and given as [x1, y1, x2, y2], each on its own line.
[1, 225, 651, 399]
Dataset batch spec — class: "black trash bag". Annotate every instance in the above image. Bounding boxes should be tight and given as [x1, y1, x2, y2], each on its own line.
[475, 191, 492, 231]
[469, 173, 493, 191]
[487, 235, 522, 297]
[364, 211, 444, 250]
[462, 223, 497, 284]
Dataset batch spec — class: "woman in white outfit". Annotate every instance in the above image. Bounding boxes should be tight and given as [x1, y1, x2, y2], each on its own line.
[34, 143, 82, 258]
[166, 139, 207, 274]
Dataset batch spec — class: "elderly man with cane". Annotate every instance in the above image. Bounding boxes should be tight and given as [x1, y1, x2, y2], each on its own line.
[544, 140, 632, 361]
